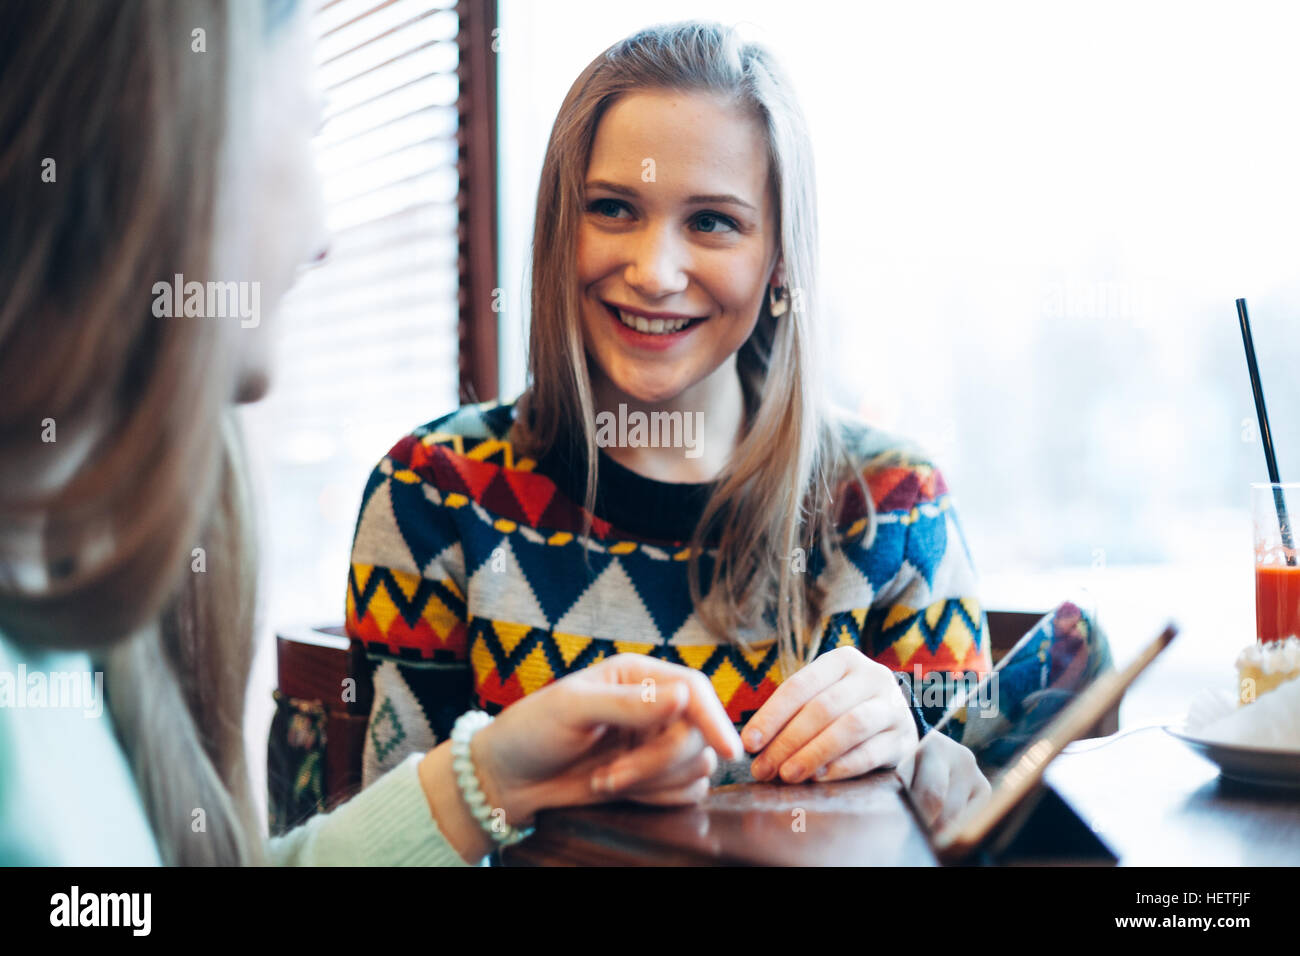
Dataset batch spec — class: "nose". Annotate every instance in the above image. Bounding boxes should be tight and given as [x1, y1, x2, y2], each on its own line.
[623, 221, 688, 299]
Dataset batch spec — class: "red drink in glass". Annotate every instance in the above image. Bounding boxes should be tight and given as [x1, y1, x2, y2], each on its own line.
[1255, 565, 1300, 643]
[1253, 483, 1300, 644]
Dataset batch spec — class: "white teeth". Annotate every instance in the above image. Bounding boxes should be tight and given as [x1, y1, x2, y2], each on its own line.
[615, 308, 692, 334]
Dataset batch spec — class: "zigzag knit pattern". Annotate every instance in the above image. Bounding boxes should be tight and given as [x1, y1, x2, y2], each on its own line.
[346, 399, 991, 784]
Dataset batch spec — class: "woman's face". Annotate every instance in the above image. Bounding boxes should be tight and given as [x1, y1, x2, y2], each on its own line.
[577, 90, 782, 406]
[232, 3, 329, 403]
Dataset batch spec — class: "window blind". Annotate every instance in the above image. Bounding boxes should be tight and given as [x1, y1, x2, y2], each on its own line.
[267, 0, 465, 446]
[240, 0, 498, 638]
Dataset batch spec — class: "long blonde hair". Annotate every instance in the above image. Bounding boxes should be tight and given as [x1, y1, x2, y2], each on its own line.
[514, 21, 872, 677]
[0, 0, 277, 865]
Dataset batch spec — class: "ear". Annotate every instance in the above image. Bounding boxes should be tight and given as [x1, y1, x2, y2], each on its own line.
[770, 256, 786, 290]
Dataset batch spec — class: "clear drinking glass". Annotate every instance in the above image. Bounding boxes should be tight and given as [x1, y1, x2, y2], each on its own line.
[1251, 482, 1300, 644]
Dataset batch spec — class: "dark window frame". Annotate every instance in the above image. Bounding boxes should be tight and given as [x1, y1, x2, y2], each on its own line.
[456, 0, 500, 403]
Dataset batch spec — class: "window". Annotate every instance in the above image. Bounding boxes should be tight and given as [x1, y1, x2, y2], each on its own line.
[495, 0, 1300, 724]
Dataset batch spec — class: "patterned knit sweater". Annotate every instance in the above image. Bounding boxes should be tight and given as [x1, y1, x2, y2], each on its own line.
[346, 399, 992, 785]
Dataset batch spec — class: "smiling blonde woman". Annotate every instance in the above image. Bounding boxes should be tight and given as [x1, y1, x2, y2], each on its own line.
[344, 20, 994, 815]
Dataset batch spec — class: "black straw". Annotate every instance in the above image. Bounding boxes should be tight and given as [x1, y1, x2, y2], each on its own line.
[1236, 297, 1296, 565]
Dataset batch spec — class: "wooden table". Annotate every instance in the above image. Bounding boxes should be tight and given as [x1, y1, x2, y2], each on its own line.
[1046, 727, 1300, 866]
[501, 755, 937, 866]
[501, 732, 1300, 866]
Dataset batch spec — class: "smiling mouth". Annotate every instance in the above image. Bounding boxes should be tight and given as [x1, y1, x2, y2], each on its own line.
[603, 302, 710, 335]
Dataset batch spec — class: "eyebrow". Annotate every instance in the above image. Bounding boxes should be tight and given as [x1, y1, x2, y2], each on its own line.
[584, 179, 757, 212]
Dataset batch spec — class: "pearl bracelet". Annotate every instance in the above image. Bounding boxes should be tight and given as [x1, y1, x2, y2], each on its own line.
[450, 710, 533, 849]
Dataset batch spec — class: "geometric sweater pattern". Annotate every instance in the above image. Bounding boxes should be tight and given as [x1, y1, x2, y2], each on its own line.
[346, 399, 992, 785]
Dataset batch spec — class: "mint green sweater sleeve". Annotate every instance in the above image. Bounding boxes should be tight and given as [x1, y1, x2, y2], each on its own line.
[0, 631, 485, 867]
[267, 752, 481, 867]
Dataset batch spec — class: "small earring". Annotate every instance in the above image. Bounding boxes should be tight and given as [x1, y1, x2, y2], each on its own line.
[769, 284, 788, 317]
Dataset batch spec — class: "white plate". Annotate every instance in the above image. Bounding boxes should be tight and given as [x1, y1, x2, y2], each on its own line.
[1165, 724, 1300, 789]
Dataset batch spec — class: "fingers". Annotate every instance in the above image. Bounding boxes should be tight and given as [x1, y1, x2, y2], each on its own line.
[676, 671, 744, 760]
[942, 748, 991, 829]
[965, 765, 993, 814]
[740, 649, 852, 754]
[593, 721, 716, 794]
[811, 734, 902, 784]
[906, 734, 991, 829]
[564, 679, 690, 735]
[617, 746, 717, 797]
[748, 675, 866, 781]
[590, 655, 743, 759]
[796, 707, 912, 783]
[908, 740, 954, 827]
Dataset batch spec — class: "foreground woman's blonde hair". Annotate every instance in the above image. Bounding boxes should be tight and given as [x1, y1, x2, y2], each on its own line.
[0, 0, 277, 865]
[514, 20, 872, 679]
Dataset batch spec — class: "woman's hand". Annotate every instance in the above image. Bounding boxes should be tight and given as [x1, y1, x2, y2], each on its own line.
[897, 729, 991, 831]
[419, 654, 743, 862]
[740, 646, 919, 783]
[590, 719, 724, 807]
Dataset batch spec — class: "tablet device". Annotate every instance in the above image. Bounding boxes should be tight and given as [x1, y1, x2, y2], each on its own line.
[923, 621, 1178, 864]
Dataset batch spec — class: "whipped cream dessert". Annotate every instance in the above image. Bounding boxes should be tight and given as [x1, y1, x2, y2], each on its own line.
[1199, 675, 1300, 750]
[1236, 636, 1300, 705]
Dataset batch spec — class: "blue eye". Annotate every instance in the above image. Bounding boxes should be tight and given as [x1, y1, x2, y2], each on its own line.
[587, 199, 628, 219]
[693, 211, 738, 234]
